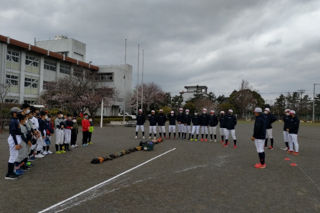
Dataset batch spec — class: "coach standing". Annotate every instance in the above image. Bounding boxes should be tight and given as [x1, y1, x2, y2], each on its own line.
[251, 107, 267, 169]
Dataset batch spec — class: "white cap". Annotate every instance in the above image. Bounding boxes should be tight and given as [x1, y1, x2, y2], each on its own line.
[159, 109, 163, 112]
[210, 110, 215, 114]
[290, 110, 296, 114]
[185, 109, 190, 112]
[264, 108, 270, 112]
[203, 108, 207, 111]
[228, 109, 233, 113]
[285, 109, 290, 112]
[151, 110, 155, 113]
[170, 111, 174, 114]
[254, 107, 262, 113]
[179, 108, 183, 111]
[10, 107, 22, 113]
[138, 109, 142, 112]
[220, 111, 225, 114]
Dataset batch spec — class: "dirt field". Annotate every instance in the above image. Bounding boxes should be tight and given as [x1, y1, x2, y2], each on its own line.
[0, 122, 319, 213]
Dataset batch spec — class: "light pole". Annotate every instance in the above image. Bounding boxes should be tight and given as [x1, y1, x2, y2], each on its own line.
[136, 43, 140, 115]
[123, 73, 126, 123]
[141, 49, 144, 111]
[312, 83, 320, 123]
[124, 38, 127, 64]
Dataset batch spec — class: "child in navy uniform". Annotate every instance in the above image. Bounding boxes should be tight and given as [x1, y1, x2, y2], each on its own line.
[224, 109, 237, 148]
[168, 111, 176, 139]
[135, 109, 145, 139]
[191, 112, 200, 141]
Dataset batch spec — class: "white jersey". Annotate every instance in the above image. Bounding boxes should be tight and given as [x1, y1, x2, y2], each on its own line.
[30, 116, 39, 130]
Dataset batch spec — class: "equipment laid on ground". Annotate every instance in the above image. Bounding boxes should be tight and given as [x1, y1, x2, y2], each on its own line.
[90, 138, 164, 164]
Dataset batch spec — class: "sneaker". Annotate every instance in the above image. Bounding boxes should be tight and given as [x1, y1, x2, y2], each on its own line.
[234, 145, 237, 149]
[195, 139, 198, 142]
[287, 150, 294, 154]
[35, 153, 45, 158]
[5, 173, 18, 180]
[43, 151, 48, 155]
[71, 145, 75, 148]
[281, 147, 288, 151]
[268, 146, 274, 150]
[56, 151, 62, 154]
[190, 138, 194, 141]
[88, 142, 93, 145]
[142, 136, 145, 139]
[293, 152, 299, 156]
[254, 163, 266, 169]
[148, 136, 151, 139]
[200, 138, 204, 142]
[15, 169, 25, 176]
[135, 136, 138, 139]
[214, 139, 217, 143]
[60, 150, 66, 154]
[204, 138, 208, 142]
[74, 144, 79, 147]
[47, 150, 53, 154]
[28, 156, 36, 161]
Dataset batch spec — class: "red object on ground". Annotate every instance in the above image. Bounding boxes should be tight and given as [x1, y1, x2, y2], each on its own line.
[284, 157, 291, 161]
[290, 163, 297, 167]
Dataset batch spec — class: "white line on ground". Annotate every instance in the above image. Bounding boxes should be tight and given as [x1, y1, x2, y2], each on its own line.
[38, 147, 176, 213]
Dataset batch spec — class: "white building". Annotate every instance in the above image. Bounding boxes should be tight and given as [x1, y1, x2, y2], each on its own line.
[0, 34, 132, 116]
[35, 35, 86, 61]
[180, 85, 208, 104]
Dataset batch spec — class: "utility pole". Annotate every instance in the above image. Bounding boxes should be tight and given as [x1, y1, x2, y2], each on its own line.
[123, 73, 126, 123]
[136, 43, 140, 115]
[124, 38, 127, 64]
[141, 49, 144, 111]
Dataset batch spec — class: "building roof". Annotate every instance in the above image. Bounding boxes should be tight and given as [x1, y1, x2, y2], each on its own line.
[0, 34, 98, 71]
[184, 85, 208, 89]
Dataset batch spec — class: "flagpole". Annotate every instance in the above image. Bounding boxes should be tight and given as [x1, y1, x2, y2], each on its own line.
[136, 43, 140, 114]
[100, 98, 104, 128]
[141, 49, 144, 111]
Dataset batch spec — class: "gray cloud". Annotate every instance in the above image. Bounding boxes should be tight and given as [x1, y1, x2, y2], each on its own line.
[1, 0, 320, 101]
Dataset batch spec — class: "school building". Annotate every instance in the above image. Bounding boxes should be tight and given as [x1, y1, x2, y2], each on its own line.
[0, 34, 132, 116]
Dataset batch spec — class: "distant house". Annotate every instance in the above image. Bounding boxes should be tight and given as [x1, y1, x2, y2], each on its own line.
[180, 85, 208, 104]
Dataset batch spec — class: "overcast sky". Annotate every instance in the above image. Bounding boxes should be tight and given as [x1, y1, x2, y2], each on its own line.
[1, 0, 320, 102]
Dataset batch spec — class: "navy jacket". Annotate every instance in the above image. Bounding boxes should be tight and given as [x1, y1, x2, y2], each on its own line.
[224, 114, 237, 130]
[283, 115, 290, 131]
[184, 114, 192, 125]
[168, 115, 176, 125]
[192, 115, 200, 126]
[265, 113, 277, 129]
[209, 115, 218, 127]
[253, 114, 266, 139]
[288, 116, 300, 134]
[9, 118, 22, 145]
[177, 113, 184, 123]
[136, 114, 145, 125]
[157, 113, 166, 126]
[199, 114, 209, 126]
[38, 118, 47, 136]
[219, 115, 225, 128]
[148, 114, 157, 126]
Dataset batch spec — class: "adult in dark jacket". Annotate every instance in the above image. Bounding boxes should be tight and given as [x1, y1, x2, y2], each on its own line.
[282, 109, 291, 150]
[135, 109, 145, 139]
[219, 111, 226, 143]
[200, 108, 209, 142]
[184, 109, 192, 140]
[157, 109, 167, 138]
[251, 107, 267, 169]
[176, 108, 184, 139]
[287, 110, 300, 155]
[224, 109, 237, 148]
[168, 111, 177, 139]
[191, 112, 200, 141]
[208, 110, 218, 142]
[148, 110, 157, 139]
[264, 108, 277, 149]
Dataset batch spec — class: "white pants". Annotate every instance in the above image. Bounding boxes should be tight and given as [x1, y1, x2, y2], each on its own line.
[254, 139, 265, 153]
[158, 126, 166, 133]
[219, 127, 225, 136]
[201, 126, 208, 134]
[64, 129, 71, 144]
[136, 125, 144, 132]
[169, 125, 176, 133]
[185, 125, 191, 134]
[266, 129, 273, 139]
[178, 124, 184, 133]
[36, 137, 44, 152]
[224, 129, 236, 140]
[283, 131, 289, 142]
[288, 134, 299, 152]
[17, 142, 28, 162]
[209, 126, 217, 135]
[8, 135, 21, 163]
[55, 129, 64, 145]
[192, 126, 200, 135]
[149, 126, 157, 134]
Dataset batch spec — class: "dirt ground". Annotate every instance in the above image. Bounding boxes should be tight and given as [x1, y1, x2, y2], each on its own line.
[0, 122, 319, 213]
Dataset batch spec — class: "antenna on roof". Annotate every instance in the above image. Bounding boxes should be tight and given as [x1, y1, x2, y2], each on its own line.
[34, 37, 36, 45]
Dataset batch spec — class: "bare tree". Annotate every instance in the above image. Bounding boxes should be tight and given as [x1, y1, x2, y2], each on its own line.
[0, 83, 10, 104]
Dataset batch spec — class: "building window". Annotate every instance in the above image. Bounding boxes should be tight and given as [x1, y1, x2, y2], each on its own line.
[73, 67, 83, 77]
[96, 73, 113, 82]
[44, 59, 57, 71]
[6, 49, 20, 62]
[26, 55, 39, 67]
[5, 99, 18, 103]
[24, 100, 36, 105]
[60, 63, 71, 74]
[25, 77, 38, 89]
[6, 74, 19, 86]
